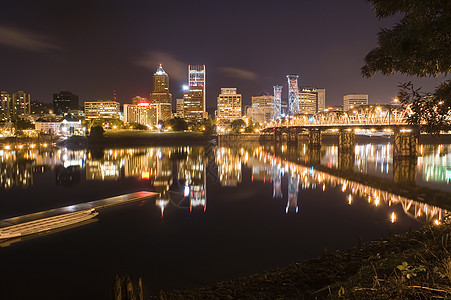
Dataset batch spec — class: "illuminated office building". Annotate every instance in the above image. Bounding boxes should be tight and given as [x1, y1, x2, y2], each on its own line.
[149, 64, 172, 122]
[287, 75, 299, 115]
[343, 93, 368, 111]
[0, 92, 11, 120]
[1, 91, 31, 119]
[183, 86, 204, 123]
[53, 91, 79, 116]
[317, 88, 326, 112]
[175, 98, 184, 118]
[298, 87, 326, 114]
[123, 102, 158, 127]
[84, 100, 120, 119]
[12, 91, 31, 117]
[273, 85, 282, 120]
[250, 94, 273, 125]
[188, 65, 206, 116]
[217, 88, 242, 122]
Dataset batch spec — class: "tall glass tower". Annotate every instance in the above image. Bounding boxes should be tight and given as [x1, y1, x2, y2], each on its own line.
[286, 75, 299, 115]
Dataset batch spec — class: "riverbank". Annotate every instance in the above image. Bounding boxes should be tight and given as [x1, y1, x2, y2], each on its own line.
[156, 220, 451, 299]
[61, 131, 217, 148]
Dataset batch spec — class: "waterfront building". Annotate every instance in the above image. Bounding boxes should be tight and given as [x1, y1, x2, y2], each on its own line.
[53, 91, 79, 116]
[123, 103, 158, 127]
[298, 87, 326, 114]
[149, 64, 172, 122]
[287, 75, 299, 115]
[250, 94, 274, 125]
[175, 98, 184, 118]
[188, 65, 206, 116]
[273, 85, 282, 120]
[1, 91, 31, 119]
[84, 100, 120, 119]
[0, 92, 11, 120]
[343, 93, 368, 111]
[35, 118, 62, 134]
[183, 86, 204, 123]
[317, 88, 326, 112]
[298, 87, 317, 114]
[59, 115, 83, 135]
[216, 88, 242, 123]
[12, 91, 31, 118]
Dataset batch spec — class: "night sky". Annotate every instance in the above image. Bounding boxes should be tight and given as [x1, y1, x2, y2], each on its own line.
[0, 0, 447, 114]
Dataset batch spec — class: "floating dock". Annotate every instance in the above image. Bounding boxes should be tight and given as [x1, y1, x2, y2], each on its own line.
[0, 191, 157, 243]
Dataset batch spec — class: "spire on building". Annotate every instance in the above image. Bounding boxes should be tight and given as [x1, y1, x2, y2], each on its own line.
[155, 63, 167, 76]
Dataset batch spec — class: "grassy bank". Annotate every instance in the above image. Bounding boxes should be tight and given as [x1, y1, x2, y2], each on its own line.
[156, 220, 451, 299]
[63, 131, 217, 148]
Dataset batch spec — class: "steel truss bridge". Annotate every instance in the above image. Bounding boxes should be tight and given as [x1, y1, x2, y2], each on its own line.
[266, 104, 409, 129]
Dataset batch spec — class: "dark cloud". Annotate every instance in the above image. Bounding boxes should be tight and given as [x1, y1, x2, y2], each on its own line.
[0, 26, 61, 52]
[219, 67, 258, 82]
[134, 52, 186, 82]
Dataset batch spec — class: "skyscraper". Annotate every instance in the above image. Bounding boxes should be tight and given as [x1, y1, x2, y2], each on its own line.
[298, 87, 326, 114]
[250, 94, 274, 125]
[183, 86, 204, 123]
[149, 64, 172, 122]
[188, 65, 206, 115]
[317, 88, 326, 112]
[273, 85, 282, 120]
[217, 88, 242, 123]
[53, 91, 79, 115]
[0, 92, 11, 120]
[8, 91, 31, 118]
[286, 75, 299, 115]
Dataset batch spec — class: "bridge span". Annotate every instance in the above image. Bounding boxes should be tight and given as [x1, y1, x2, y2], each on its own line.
[261, 105, 419, 157]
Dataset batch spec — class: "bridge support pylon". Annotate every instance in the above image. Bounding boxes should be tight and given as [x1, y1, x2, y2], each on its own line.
[274, 127, 283, 144]
[308, 128, 321, 148]
[393, 157, 416, 183]
[287, 128, 299, 145]
[394, 128, 418, 158]
[338, 129, 355, 152]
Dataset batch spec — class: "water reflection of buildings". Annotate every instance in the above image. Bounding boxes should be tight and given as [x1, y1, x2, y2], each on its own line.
[216, 146, 449, 223]
[1, 143, 450, 224]
[82, 147, 208, 215]
[216, 148, 242, 186]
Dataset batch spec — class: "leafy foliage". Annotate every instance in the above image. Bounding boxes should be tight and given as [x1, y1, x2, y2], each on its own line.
[129, 122, 148, 130]
[362, 0, 451, 78]
[231, 119, 246, 133]
[90, 125, 105, 137]
[398, 82, 449, 136]
[167, 117, 188, 131]
[14, 119, 34, 130]
[362, 0, 451, 133]
[396, 261, 426, 279]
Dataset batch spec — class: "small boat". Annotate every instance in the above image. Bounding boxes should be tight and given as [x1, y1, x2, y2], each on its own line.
[0, 209, 98, 240]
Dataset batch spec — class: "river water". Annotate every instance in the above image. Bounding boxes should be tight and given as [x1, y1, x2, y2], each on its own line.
[0, 142, 449, 299]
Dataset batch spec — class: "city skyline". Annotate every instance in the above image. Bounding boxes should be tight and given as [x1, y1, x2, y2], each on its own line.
[0, 0, 447, 115]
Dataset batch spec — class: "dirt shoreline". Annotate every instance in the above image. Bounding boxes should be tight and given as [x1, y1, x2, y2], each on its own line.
[155, 221, 451, 299]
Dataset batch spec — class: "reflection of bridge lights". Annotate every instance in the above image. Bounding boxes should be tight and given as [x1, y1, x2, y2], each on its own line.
[434, 219, 441, 226]
[390, 212, 396, 223]
[375, 197, 380, 206]
[322, 184, 326, 191]
[348, 194, 352, 205]
[342, 183, 347, 192]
